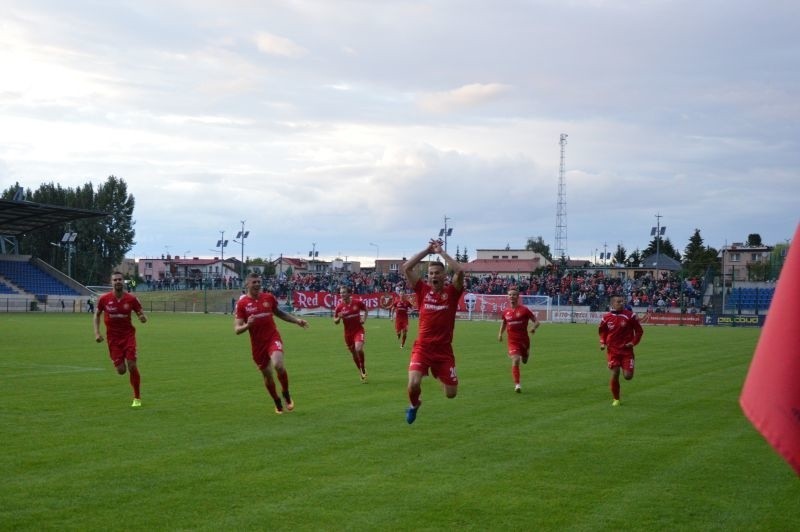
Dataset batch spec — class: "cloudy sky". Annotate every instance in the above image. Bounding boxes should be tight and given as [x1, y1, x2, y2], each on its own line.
[1, 0, 797, 266]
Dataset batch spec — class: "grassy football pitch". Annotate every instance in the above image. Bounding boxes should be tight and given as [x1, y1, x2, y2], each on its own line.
[1, 313, 798, 530]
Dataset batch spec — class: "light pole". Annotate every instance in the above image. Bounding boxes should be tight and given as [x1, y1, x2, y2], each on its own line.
[369, 242, 379, 267]
[234, 220, 249, 285]
[215, 231, 228, 289]
[438, 216, 453, 252]
[309, 243, 318, 273]
[61, 230, 78, 279]
[649, 214, 666, 310]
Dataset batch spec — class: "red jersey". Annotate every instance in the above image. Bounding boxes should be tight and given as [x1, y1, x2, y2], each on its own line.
[334, 299, 366, 336]
[501, 304, 537, 349]
[598, 308, 643, 355]
[97, 291, 143, 339]
[236, 292, 282, 348]
[414, 279, 463, 345]
[393, 299, 413, 322]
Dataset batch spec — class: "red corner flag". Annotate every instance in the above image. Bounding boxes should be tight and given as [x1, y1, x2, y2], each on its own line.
[740, 223, 800, 475]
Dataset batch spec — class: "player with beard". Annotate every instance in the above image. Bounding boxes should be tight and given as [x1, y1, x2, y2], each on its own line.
[599, 294, 644, 406]
[93, 271, 148, 407]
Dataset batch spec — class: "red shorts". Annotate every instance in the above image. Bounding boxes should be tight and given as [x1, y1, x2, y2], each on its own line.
[408, 343, 458, 386]
[345, 330, 365, 349]
[507, 341, 530, 358]
[607, 350, 635, 374]
[107, 335, 137, 367]
[394, 318, 408, 333]
[252, 336, 284, 371]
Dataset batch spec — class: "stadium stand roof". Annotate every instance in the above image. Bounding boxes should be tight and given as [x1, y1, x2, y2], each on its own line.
[640, 253, 682, 271]
[0, 199, 108, 237]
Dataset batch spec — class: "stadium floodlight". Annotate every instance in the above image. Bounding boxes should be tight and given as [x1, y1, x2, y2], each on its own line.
[439, 216, 454, 252]
[650, 214, 666, 308]
[60, 231, 78, 278]
[216, 229, 228, 273]
[309, 243, 318, 271]
[233, 221, 249, 285]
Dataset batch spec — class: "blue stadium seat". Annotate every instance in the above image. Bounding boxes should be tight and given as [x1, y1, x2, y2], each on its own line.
[0, 260, 79, 296]
[725, 287, 776, 311]
[0, 283, 16, 294]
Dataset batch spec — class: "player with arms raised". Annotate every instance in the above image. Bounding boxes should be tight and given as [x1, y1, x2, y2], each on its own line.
[93, 271, 148, 407]
[402, 238, 464, 424]
[498, 287, 540, 393]
[599, 294, 644, 406]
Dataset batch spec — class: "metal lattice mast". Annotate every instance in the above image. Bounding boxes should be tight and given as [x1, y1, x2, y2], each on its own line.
[554, 133, 569, 261]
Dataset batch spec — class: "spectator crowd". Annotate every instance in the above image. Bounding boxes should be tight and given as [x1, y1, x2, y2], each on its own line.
[140, 266, 704, 313]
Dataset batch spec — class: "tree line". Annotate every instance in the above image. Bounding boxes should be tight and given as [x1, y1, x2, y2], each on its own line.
[524, 231, 768, 279]
[2, 177, 136, 286]
[1, 176, 779, 286]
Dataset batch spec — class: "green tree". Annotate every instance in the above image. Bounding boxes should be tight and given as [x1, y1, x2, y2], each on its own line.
[261, 261, 276, 277]
[684, 229, 704, 256]
[455, 246, 462, 262]
[683, 229, 706, 277]
[682, 229, 705, 277]
[644, 236, 681, 261]
[461, 247, 469, 263]
[83, 176, 135, 284]
[2, 177, 136, 285]
[682, 229, 719, 278]
[1, 182, 26, 201]
[768, 243, 789, 280]
[747, 233, 763, 246]
[525, 236, 552, 261]
[613, 244, 627, 265]
[747, 261, 771, 281]
[625, 249, 643, 267]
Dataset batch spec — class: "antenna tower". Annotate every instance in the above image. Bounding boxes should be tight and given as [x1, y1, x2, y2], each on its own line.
[554, 133, 569, 261]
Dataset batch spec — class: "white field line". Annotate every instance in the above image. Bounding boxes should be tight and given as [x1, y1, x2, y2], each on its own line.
[0, 362, 105, 378]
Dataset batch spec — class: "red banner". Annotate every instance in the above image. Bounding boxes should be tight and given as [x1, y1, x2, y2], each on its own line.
[292, 290, 508, 312]
[291, 291, 547, 320]
[292, 291, 388, 310]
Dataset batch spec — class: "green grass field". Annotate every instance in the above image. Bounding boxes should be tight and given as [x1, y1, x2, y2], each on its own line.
[2, 313, 798, 531]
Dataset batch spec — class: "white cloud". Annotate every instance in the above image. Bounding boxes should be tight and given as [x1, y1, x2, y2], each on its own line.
[0, 0, 797, 264]
[417, 83, 512, 113]
[254, 32, 307, 58]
